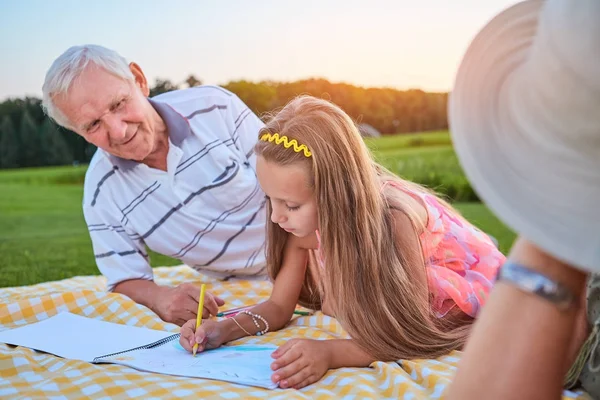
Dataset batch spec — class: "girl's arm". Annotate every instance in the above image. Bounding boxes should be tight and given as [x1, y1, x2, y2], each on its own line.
[221, 232, 312, 341]
[327, 339, 376, 368]
[180, 232, 314, 351]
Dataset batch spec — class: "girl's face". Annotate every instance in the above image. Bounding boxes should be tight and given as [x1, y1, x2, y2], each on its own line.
[256, 156, 318, 237]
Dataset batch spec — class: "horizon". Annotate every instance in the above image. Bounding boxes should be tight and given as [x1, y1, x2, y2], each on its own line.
[1, 0, 518, 101]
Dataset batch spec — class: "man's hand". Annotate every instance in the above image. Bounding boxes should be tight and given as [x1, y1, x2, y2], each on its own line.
[113, 280, 225, 327]
[270, 339, 332, 389]
[154, 283, 224, 326]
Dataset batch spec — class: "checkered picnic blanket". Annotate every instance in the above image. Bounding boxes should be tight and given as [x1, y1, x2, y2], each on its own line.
[0, 266, 589, 399]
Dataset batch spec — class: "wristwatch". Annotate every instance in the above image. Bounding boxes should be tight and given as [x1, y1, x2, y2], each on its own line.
[495, 261, 576, 311]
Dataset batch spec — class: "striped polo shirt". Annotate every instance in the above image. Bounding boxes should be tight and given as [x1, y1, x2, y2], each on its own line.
[82, 86, 268, 291]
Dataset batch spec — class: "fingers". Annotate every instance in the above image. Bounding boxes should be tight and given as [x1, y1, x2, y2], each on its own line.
[175, 314, 194, 327]
[269, 339, 324, 389]
[174, 307, 197, 327]
[179, 284, 201, 320]
[182, 283, 201, 302]
[293, 373, 318, 390]
[202, 293, 219, 318]
[271, 341, 303, 380]
[272, 356, 308, 385]
[179, 335, 193, 352]
[194, 324, 209, 346]
[179, 319, 210, 352]
[180, 319, 197, 351]
[192, 328, 212, 354]
[182, 284, 223, 318]
[214, 295, 225, 306]
[272, 339, 297, 359]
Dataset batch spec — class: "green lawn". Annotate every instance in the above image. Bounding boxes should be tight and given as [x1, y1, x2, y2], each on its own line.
[364, 130, 452, 151]
[0, 180, 181, 287]
[0, 132, 516, 288]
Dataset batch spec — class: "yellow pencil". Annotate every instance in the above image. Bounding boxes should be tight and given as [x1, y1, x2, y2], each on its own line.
[192, 283, 206, 357]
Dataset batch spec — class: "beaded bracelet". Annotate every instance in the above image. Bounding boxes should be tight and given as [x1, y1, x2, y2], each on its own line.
[239, 310, 270, 336]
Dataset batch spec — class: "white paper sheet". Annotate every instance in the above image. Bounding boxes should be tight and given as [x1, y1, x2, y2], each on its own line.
[99, 341, 279, 389]
[0, 312, 279, 389]
[0, 312, 173, 362]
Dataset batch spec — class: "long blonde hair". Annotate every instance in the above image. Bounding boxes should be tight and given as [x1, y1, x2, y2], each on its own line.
[254, 95, 471, 360]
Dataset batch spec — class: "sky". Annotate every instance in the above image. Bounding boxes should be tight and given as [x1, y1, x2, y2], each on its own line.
[0, 0, 518, 101]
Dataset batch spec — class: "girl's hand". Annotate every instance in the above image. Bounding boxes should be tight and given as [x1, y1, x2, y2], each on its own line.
[271, 339, 332, 389]
[179, 319, 227, 353]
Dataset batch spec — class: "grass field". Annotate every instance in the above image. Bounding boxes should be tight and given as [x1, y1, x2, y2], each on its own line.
[0, 131, 516, 288]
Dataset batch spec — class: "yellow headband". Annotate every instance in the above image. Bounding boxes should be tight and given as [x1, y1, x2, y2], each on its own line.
[260, 133, 312, 158]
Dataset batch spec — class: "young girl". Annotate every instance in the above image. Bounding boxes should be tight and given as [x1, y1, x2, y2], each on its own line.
[180, 95, 506, 389]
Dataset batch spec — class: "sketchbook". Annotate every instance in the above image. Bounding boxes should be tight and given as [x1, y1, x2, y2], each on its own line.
[0, 312, 278, 389]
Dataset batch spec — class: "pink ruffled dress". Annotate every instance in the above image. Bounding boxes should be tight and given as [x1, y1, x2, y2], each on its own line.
[315, 180, 506, 318]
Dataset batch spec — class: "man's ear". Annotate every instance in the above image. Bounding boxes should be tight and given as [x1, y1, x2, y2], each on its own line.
[129, 62, 149, 97]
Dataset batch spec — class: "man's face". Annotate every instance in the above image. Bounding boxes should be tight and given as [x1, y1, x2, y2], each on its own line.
[54, 64, 162, 162]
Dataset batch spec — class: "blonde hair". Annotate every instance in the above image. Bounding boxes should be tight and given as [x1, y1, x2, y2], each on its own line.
[255, 95, 471, 360]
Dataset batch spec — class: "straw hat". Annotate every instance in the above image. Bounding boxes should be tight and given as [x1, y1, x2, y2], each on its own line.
[449, 0, 600, 273]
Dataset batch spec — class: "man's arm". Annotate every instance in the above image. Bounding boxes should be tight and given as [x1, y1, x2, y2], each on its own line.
[114, 279, 161, 309]
[83, 200, 155, 290]
[83, 200, 223, 326]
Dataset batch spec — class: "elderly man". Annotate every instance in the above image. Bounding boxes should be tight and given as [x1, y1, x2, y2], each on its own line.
[41, 45, 267, 326]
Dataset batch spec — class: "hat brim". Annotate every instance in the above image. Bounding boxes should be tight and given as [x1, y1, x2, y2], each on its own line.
[449, 0, 599, 273]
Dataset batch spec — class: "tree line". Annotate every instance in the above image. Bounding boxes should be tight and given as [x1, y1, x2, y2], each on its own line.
[0, 76, 448, 169]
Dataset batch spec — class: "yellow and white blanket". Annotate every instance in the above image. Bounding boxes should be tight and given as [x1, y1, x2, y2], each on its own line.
[0, 266, 589, 399]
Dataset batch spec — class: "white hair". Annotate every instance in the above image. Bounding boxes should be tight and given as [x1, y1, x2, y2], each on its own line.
[41, 44, 134, 129]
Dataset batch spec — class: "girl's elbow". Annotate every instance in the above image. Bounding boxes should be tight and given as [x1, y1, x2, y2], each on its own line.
[268, 305, 295, 331]
[272, 310, 295, 331]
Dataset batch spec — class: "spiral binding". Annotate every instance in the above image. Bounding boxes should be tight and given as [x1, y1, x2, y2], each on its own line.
[92, 333, 181, 363]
